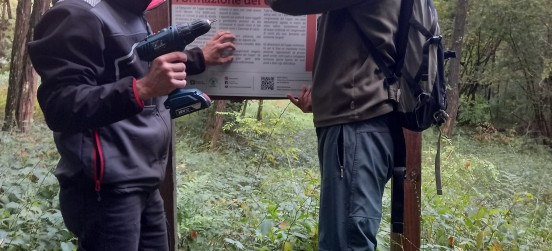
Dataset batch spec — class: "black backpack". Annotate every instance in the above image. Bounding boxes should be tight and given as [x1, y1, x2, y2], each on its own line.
[357, 0, 456, 234]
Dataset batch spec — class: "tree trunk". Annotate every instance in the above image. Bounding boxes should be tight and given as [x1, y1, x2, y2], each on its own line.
[203, 100, 228, 149]
[534, 75, 552, 146]
[241, 100, 248, 117]
[442, 0, 469, 137]
[0, 23, 6, 64]
[256, 100, 263, 121]
[1, 0, 12, 19]
[19, 0, 50, 131]
[540, 15, 552, 146]
[3, 0, 50, 132]
[0, 0, 13, 63]
[3, 0, 32, 131]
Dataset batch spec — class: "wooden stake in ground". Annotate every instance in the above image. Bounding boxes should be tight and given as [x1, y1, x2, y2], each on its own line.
[391, 130, 422, 251]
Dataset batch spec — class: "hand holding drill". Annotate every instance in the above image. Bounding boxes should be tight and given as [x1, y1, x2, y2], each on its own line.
[136, 52, 188, 101]
[135, 19, 231, 118]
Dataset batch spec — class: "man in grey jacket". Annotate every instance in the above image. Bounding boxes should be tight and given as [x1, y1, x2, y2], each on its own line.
[267, 0, 401, 250]
[28, 0, 235, 250]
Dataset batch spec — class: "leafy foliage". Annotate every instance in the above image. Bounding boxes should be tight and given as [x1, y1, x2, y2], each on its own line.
[219, 101, 316, 169]
[457, 95, 492, 126]
[174, 101, 321, 250]
[174, 102, 552, 250]
[0, 101, 551, 250]
[0, 124, 75, 251]
[420, 129, 552, 250]
[175, 152, 320, 251]
[444, 0, 552, 139]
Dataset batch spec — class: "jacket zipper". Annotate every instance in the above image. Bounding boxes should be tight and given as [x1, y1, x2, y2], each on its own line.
[93, 130, 105, 201]
[141, 15, 152, 35]
[338, 125, 344, 179]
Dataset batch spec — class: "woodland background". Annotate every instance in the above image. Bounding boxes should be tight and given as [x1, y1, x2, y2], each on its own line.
[0, 0, 551, 250]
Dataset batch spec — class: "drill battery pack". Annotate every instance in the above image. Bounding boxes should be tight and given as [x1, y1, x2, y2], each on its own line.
[164, 88, 211, 118]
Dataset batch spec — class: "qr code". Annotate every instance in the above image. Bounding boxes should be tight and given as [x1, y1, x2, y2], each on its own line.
[261, 77, 275, 90]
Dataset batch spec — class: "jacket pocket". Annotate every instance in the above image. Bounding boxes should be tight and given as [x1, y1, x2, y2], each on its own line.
[337, 125, 345, 179]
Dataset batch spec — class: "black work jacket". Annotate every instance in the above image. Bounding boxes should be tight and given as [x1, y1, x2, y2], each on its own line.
[28, 0, 205, 192]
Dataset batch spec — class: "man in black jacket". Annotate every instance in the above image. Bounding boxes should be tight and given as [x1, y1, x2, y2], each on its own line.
[28, 0, 235, 250]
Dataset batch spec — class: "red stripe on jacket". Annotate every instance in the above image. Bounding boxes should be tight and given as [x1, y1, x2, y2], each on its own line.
[93, 130, 105, 192]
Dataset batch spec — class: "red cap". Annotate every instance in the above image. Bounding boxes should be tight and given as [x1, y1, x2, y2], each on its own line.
[147, 0, 166, 11]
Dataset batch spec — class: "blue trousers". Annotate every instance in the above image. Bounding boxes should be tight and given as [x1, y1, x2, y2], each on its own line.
[316, 115, 394, 251]
[59, 176, 169, 251]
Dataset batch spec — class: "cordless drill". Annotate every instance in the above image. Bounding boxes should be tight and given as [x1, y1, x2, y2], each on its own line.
[136, 19, 213, 118]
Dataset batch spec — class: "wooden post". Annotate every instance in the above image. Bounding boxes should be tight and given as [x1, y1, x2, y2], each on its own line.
[145, 4, 178, 251]
[391, 130, 422, 250]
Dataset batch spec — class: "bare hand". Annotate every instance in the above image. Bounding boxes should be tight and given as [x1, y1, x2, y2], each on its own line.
[202, 31, 236, 65]
[136, 51, 188, 100]
[287, 85, 313, 113]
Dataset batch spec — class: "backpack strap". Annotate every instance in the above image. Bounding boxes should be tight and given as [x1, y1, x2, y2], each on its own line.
[409, 17, 438, 39]
[394, 0, 415, 80]
[419, 34, 452, 196]
[415, 36, 441, 84]
[369, 41, 399, 86]
[387, 0, 415, 235]
[355, 0, 414, 86]
[390, 118, 407, 234]
[433, 37, 448, 195]
[435, 128, 444, 195]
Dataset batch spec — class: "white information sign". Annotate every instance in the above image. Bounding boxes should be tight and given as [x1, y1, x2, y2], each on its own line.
[171, 0, 316, 98]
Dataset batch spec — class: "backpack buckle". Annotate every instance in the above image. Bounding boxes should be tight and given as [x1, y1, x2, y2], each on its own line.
[433, 109, 449, 124]
[444, 50, 457, 59]
[429, 35, 442, 44]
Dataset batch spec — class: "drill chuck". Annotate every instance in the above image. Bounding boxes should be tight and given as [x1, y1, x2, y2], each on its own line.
[175, 19, 213, 44]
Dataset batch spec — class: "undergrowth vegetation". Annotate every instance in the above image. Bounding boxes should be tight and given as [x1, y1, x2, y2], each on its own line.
[0, 125, 75, 251]
[419, 128, 551, 250]
[0, 100, 551, 250]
